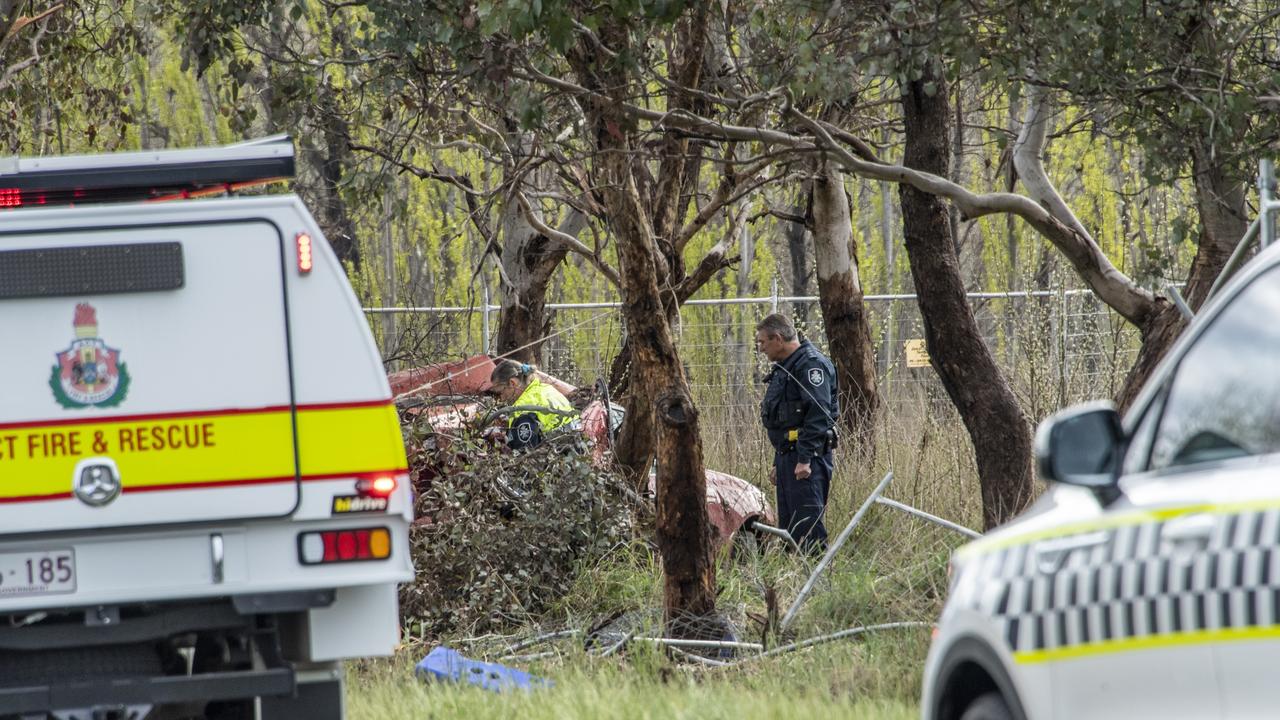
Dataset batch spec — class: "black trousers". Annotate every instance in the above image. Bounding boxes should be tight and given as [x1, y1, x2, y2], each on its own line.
[774, 449, 832, 552]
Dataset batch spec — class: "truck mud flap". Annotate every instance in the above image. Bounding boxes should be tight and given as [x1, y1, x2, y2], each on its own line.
[0, 667, 294, 716]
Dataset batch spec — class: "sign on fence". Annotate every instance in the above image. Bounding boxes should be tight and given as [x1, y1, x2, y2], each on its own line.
[904, 339, 931, 368]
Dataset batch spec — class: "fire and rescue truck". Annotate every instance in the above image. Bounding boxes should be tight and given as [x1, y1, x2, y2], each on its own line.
[0, 137, 413, 719]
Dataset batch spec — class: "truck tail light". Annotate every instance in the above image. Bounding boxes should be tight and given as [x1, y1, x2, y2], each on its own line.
[296, 232, 313, 274]
[355, 476, 397, 497]
[298, 527, 392, 565]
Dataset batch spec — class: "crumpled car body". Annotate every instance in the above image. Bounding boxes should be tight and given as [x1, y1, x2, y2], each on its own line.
[392, 354, 776, 550]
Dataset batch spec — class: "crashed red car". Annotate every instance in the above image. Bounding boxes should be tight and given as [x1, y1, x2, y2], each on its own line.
[390, 355, 776, 551]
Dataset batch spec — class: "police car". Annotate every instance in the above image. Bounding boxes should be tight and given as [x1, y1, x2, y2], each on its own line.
[923, 183, 1280, 719]
[0, 138, 412, 719]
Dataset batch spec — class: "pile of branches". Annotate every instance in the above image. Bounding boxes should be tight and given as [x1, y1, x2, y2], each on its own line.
[400, 425, 644, 638]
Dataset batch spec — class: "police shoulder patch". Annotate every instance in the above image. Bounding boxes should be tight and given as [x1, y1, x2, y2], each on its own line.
[516, 421, 534, 443]
[808, 367, 824, 387]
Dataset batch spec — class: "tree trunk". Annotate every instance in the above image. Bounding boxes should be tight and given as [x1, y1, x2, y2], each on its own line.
[493, 241, 558, 365]
[1183, 148, 1251, 311]
[493, 202, 587, 363]
[314, 83, 360, 266]
[1114, 146, 1250, 409]
[599, 136, 716, 632]
[568, 28, 718, 633]
[900, 67, 1034, 530]
[783, 205, 810, 323]
[810, 158, 879, 448]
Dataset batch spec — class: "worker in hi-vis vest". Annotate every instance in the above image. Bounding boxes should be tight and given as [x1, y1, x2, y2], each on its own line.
[489, 359, 577, 450]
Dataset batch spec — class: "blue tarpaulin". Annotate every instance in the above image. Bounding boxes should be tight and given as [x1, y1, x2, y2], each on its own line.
[415, 646, 553, 692]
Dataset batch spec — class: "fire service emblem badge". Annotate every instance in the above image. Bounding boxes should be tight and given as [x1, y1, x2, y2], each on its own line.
[49, 303, 131, 409]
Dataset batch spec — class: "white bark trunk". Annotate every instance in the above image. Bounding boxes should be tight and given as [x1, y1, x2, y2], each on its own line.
[812, 162, 856, 288]
[1010, 85, 1156, 325]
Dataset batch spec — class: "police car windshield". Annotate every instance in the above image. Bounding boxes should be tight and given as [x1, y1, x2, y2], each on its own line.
[1149, 263, 1280, 470]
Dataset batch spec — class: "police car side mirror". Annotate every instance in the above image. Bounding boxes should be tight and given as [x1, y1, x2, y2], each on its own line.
[1035, 401, 1125, 506]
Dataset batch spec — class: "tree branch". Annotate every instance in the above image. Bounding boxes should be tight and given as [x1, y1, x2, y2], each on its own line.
[673, 164, 778, 250]
[677, 206, 746, 303]
[786, 91, 1159, 327]
[514, 191, 621, 287]
[0, 3, 60, 92]
[1011, 84, 1156, 325]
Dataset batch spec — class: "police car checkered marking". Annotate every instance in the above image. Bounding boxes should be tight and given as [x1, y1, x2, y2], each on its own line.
[963, 509, 1280, 662]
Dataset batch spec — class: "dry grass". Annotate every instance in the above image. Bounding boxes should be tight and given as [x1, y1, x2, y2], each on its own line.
[360, 297, 1138, 716]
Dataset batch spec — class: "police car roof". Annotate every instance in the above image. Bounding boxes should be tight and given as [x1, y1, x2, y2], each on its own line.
[0, 135, 294, 208]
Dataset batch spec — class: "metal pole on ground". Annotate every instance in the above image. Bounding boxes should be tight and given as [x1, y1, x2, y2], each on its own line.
[735, 622, 931, 663]
[746, 519, 802, 553]
[779, 471, 894, 634]
[874, 497, 981, 539]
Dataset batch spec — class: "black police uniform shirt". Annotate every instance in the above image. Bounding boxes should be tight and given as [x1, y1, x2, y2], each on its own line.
[760, 339, 839, 464]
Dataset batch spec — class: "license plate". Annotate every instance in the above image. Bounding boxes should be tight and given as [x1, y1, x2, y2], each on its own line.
[0, 550, 76, 597]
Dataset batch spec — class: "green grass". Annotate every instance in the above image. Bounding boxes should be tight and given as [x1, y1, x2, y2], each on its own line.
[348, 642, 923, 720]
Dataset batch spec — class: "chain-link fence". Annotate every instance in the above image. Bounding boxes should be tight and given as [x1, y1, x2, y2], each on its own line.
[368, 288, 1137, 434]
[376, 291, 1139, 650]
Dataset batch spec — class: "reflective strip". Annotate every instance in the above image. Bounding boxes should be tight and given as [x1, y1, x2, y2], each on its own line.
[297, 403, 407, 480]
[958, 501, 1235, 561]
[0, 402, 406, 501]
[1014, 624, 1280, 664]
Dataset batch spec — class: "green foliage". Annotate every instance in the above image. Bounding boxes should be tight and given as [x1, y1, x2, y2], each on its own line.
[401, 426, 643, 637]
[167, 0, 272, 77]
[988, 0, 1276, 184]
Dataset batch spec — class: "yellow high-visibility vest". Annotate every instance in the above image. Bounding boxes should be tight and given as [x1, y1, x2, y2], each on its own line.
[509, 378, 575, 434]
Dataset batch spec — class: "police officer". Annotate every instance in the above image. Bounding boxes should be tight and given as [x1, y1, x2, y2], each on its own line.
[489, 359, 577, 450]
[755, 313, 838, 552]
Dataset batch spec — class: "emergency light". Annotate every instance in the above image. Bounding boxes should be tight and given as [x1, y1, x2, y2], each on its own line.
[0, 135, 294, 209]
[297, 232, 314, 273]
[355, 475, 397, 497]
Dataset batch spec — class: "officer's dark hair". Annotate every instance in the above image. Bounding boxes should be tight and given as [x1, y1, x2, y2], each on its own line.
[755, 313, 797, 341]
[490, 359, 535, 386]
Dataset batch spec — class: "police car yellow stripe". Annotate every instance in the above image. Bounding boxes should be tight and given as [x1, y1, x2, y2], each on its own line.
[0, 401, 407, 501]
[1014, 624, 1280, 665]
[956, 502, 1233, 560]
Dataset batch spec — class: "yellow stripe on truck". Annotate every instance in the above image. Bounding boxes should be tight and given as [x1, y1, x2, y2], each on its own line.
[0, 401, 407, 501]
[296, 403, 407, 480]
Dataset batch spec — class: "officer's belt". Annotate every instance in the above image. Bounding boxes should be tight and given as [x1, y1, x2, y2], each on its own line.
[774, 428, 837, 455]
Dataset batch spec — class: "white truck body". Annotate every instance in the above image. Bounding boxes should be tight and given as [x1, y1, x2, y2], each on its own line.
[0, 139, 412, 720]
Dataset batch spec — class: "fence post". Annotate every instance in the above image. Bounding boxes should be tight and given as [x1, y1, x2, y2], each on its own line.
[770, 277, 779, 313]
[482, 283, 492, 356]
[1058, 287, 1068, 406]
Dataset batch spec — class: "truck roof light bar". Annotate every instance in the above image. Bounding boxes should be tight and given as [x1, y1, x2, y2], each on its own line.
[0, 135, 294, 209]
